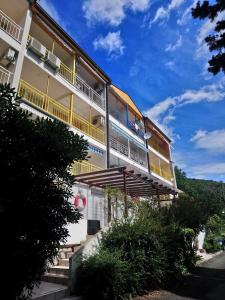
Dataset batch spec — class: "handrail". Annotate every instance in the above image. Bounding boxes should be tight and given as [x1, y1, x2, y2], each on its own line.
[130, 149, 147, 167]
[110, 136, 129, 157]
[27, 35, 105, 109]
[150, 164, 172, 182]
[71, 161, 102, 175]
[75, 75, 105, 109]
[59, 62, 74, 83]
[0, 66, 12, 85]
[149, 139, 170, 160]
[18, 80, 105, 144]
[0, 9, 23, 42]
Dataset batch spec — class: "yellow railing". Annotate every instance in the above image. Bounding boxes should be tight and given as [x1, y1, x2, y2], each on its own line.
[59, 62, 74, 83]
[18, 80, 105, 144]
[149, 139, 170, 160]
[71, 161, 102, 175]
[150, 164, 172, 182]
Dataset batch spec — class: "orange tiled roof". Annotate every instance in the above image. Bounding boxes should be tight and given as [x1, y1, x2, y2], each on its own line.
[112, 85, 142, 119]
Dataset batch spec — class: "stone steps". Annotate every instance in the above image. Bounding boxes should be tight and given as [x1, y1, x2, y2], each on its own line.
[42, 273, 69, 286]
[48, 266, 70, 276]
[58, 259, 69, 267]
[31, 282, 69, 300]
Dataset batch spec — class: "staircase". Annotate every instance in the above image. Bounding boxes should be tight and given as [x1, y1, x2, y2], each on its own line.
[43, 244, 83, 286]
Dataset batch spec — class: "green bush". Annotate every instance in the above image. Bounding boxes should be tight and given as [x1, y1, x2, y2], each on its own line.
[76, 249, 133, 300]
[204, 214, 225, 253]
[75, 203, 197, 300]
[101, 219, 166, 294]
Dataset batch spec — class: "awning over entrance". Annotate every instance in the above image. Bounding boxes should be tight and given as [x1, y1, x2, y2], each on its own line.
[74, 166, 178, 198]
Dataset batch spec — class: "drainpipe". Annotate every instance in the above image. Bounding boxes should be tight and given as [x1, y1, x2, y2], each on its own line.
[105, 83, 110, 169]
[144, 117, 151, 174]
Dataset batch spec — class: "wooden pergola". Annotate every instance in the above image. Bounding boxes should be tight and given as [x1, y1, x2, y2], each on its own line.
[74, 167, 178, 217]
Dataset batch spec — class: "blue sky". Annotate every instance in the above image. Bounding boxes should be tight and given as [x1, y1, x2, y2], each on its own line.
[40, 0, 225, 182]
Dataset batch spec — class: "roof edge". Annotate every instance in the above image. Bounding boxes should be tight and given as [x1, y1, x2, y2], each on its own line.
[32, 3, 111, 83]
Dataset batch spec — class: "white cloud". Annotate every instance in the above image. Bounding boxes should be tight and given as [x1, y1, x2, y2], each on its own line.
[196, 11, 225, 58]
[177, 0, 197, 25]
[146, 97, 176, 121]
[83, 0, 150, 26]
[165, 35, 183, 51]
[93, 31, 125, 58]
[191, 163, 225, 176]
[40, 0, 68, 30]
[191, 129, 225, 154]
[144, 79, 225, 140]
[149, 0, 185, 26]
[165, 61, 176, 71]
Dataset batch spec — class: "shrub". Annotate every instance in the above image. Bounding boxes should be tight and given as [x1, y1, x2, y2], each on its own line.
[76, 250, 133, 300]
[101, 219, 167, 294]
[0, 84, 88, 299]
[76, 202, 197, 300]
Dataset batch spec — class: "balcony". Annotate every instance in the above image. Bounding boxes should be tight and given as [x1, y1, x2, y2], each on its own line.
[18, 80, 105, 144]
[0, 65, 12, 85]
[130, 149, 147, 167]
[0, 9, 23, 42]
[71, 161, 102, 176]
[149, 150, 173, 182]
[27, 35, 105, 110]
[74, 75, 105, 109]
[148, 136, 170, 160]
[110, 136, 129, 157]
[110, 135, 148, 168]
[150, 165, 172, 182]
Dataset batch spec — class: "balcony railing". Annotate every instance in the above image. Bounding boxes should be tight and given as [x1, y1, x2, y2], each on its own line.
[0, 66, 12, 85]
[149, 139, 170, 160]
[150, 164, 172, 182]
[75, 75, 105, 109]
[71, 161, 102, 176]
[18, 80, 105, 144]
[110, 137, 129, 157]
[0, 9, 23, 42]
[59, 62, 74, 83]
[130, 149, 147, 167]
[27, 35, 105, 110]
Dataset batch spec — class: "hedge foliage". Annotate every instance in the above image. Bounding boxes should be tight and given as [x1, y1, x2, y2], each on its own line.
[76, 203, 197, 300]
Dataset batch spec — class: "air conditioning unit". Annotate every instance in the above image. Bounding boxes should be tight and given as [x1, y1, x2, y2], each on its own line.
[0, 48, 16, 67]
[28, 37, 46, 58]
[46, 51, 61, 70]
[92, 115, 105, 128]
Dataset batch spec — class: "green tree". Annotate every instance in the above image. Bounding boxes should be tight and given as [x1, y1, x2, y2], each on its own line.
[175, 166, 225, 229]
[0, 84, 88, 299]
[192, 1, 225, 75]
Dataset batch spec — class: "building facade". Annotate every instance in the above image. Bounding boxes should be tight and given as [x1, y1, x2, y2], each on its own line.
[0, 0, 177, 244]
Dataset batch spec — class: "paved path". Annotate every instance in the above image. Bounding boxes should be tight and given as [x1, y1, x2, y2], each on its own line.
[135, 252, 225, 300]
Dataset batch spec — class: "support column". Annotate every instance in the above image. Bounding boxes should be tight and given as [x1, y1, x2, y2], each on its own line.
[45, 76, 50, 111]
[169, 144, 177, 188]
[12, 8, 32, 89]
[72, 55, 76, 85]
[107, 194, 111, 224]
[123, 171, 128, 218]
[105, 83, 110, 169]
[51, 40, 55, 53]
[69, 94, 74, 125]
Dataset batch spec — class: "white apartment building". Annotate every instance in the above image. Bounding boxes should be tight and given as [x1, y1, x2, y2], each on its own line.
[0, 0, 177, 246]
